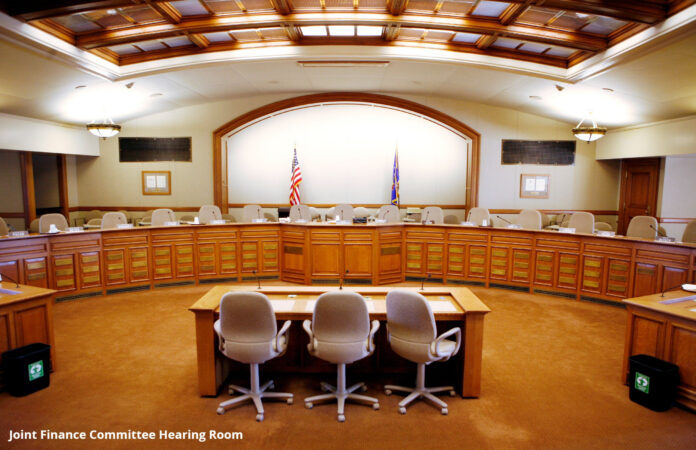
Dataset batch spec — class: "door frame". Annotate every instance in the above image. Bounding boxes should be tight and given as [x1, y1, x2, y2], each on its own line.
[617, 157, 661, 234]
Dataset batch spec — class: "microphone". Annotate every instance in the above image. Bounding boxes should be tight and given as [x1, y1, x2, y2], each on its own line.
[339, 270, 349, 290]
[422, 210, 430, 224]
[420, 273, 431, 291]
[649, 224, 666, 237]
[253, 269, 261, 289]
[661, 282, 686, 297]
[0, 272, 20, 288]
[496, 215, 513, 225]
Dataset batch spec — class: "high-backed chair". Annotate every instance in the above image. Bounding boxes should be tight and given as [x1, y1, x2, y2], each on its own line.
[568, 212, 595, 234]
[467, 207, 490, 226]
[199, 205, 222, 224]
[303, 291, 380, 422]
[243, 205, 263, 222]
[309, 207, 321, 222]
[138, 210, 153, 226]
[377, 205, 400, 223]
[594, 222, 613, 232]
[221, 214, 236, 223]
[682, 220, 696, 243]
[0, 217, 9, 236]
[84, 218, 102, 229]
[422, 206, 444, 224]
[384, 290, 461, 415]
[333, 204, 354, 222]
[101, 212, 128, 229]
[289, 204, 311, 222]
[214, 292, 293, 421]
[517, 209, 542, 230]
[29, 218, 40, 233]
[151, 208, 176, 226]
[626, 216, 658, 239]
[39, 213, 68, 233]
[353, 207, 369, 219]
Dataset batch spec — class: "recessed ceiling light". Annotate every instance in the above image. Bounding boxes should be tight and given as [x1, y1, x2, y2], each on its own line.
[529, 95, 542, 100]
[106, 9, 117, 15]
[328, 26, 355, 37]
[149, 93, 163, 98]
[356, 26, 383, 37]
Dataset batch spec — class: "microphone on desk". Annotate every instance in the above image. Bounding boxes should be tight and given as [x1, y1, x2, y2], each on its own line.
[649, 224, 666, 237]
[496, 215, 513, 225]
[422, 210, 430, 224]
[661, 282, 686, 297]
[420, 273, 431, 291]
[339, 270, 349, 290]
[253, 270, 261, 289]
[0, 272, 20, 288]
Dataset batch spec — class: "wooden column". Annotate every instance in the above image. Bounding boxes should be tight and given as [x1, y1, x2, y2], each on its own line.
[19, 152, 36, 229]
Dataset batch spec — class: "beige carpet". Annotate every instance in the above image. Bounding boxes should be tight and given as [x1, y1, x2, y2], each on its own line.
[1, 282, 695, 449]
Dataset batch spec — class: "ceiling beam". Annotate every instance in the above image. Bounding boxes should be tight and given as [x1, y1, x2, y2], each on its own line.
[476, 33, 498, 49]
[503, 0, 667, 24]
[0, 1, 175, 21]
[150, 2, 182, 24]
[75, 12, 608, 51]
[188, 33, 209, 48]
[270, 0, 292, 15]
[499, 2, 531, 26]
[389, 0, 408, 16]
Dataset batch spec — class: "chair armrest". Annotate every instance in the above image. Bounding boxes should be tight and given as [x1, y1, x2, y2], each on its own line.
[213, 320, 224, 352]
[302, 319, 315, 352]
[366, 320, 381, 353]
[433, 327, 461, 359]
[275, 320, 292, 352]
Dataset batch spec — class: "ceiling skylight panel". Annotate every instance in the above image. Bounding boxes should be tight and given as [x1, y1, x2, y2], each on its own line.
[170, 0, 210, 16]
[328, 26, 356, 36]
[519, 42, 549, 54]
[203, 31, 235, 43]
[161, 36, 195, 47]
[136, 40, 168, 52]
[357, 26, 383, 37]
[301, 26, 328, 36]
[452, 32, 480, 44]
[471, 1, 509, 17]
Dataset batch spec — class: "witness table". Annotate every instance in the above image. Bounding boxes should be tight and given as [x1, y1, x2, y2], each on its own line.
[189, 285, 490, 397]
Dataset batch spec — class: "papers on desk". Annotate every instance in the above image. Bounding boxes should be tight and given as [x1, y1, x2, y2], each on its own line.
[429, 301, 457, 313]
[304, 299, 375, 312]
[270, 300, 296, 312]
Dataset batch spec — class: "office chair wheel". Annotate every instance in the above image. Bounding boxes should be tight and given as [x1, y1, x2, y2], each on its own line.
[305, 402, 313, 409]
[360, 385, 368, 392]
[268, 382, 274, 390]
[385, 389, 392, 396]
[287, 398, 293, 405]
[216, 407, 225, 415]
[441, 408, 448, 415]
[399, 407, 407, 415]
[372, 403, 379, 410]
[338, 414, 345, 423]
[449, 390, 456, 397]
[256, 413, 264, 422]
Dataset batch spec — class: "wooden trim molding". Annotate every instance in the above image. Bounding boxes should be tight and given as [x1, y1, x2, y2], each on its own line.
[227, 203, 469, 209]
[0, 212, 25, 218]
[69, 206, 202, 212]
[491, 209, 619, 215]
[19, 152, 36, 228]
[658, 218, 696, 224]
[213, 92, 481, 215]
[57, 154, 70, 220]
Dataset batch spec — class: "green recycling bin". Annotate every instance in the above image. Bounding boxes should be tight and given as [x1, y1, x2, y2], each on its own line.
[2, 343, 51, 397]
[628, 354, 678, 412]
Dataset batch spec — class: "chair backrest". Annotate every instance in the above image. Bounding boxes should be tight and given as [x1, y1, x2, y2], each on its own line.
[311, 291, 369, 363]
[386, 290, 436, 345]
[626, 216, 658, 239]
[682, 220, 696, 243]
[84, 209, 103, 221]
[242, 205, 263, 222]
[467, 207, 490, 226]
[308, 207, 321, 221]
[353, 207, 369, 219]
[39, 213, 68, 233]
[568, 212, 595, 234]
[218, 292, 278, 363]
[289, 204, 311, 222]
[151, 208, 176, 226]
[594, 221, 613, 232]
[377, 205, 400, 223]
[517, 209, 542, 230]
[29, 218, 40, 233]
[199, 205, 222, 224]
[0, 217, 8, 236]
[334, 204, 354, 221]
[422, 206, 444, 224]
[86, 218, 102, 227]
[101, 212, 127, 229]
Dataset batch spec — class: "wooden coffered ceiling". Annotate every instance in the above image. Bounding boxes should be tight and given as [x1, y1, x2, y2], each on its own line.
[1, 0, 694, 68]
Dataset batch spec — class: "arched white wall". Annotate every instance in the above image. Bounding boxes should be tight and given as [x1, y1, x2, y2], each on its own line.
[226, 104, 470, 205]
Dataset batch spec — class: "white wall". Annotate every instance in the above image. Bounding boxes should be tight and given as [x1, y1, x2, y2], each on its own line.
[596, 116, 696, 160]
[657, 154, 696, 239]
[0, 112, 99, 156]
[227, 104, 469, 205]
[0, 149, 24, 230]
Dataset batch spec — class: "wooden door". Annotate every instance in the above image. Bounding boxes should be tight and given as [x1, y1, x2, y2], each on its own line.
[618, 158, 660, 235]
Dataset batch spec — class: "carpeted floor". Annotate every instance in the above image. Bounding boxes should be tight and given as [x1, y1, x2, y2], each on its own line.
[1, 282, 695, 449]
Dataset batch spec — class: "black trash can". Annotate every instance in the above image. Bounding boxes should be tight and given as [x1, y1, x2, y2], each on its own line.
[628, 354, 679, 411]
[2, 343, 51, 397]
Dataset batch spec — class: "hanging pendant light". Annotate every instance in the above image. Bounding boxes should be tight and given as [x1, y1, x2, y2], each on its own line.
[572, 116, 607, 143]
[86, 118, 121, 139]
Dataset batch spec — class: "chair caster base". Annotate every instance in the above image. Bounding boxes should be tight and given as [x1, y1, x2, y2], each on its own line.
[385, 389, 392, 396]
[449, 390, 456, 397]
[256, 413, 264, 422]
[337, 414, 345, 423]
[287, 398, 293, 405]
[399, 406, 407, 415]
[441, 408, 448, 415]
[216, 407, 225, 415]
[305, 402, 313, 409]
[372, 403, 379, 410]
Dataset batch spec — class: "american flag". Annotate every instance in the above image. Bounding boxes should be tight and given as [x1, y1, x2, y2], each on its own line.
[290, 148, 303, 205]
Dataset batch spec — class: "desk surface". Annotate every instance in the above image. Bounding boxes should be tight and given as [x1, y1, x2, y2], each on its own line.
[0, 281, 56, 307]
[623, 289, 696, 320]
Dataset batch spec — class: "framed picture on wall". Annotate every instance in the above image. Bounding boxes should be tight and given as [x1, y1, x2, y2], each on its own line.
[142, 171, 171, 195]
[520, 174, 549, 199]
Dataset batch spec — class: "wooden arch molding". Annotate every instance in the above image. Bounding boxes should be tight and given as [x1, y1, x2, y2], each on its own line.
[213, 92, 480, 212]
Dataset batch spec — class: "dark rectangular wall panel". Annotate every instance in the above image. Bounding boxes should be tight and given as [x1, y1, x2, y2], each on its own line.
[119, 137, 192, 162]
[502, 140, 575, 165]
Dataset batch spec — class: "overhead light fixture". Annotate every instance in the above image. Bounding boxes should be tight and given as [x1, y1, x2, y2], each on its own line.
[572, 116, 607, 143]
[86, 118, 121, 139]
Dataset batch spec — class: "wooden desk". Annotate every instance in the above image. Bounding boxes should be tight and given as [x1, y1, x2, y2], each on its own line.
[622, 290, 696, 411]
[0, 282, 57, 369]
[190, 285, 490, 398]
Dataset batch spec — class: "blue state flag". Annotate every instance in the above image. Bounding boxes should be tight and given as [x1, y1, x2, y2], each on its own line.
[391, 148, 399, 206]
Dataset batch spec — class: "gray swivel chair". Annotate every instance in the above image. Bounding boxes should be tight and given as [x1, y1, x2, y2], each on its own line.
[467, 207, 490, 226]
[568, 212, 595, 234]
[377, 205, 400, 223]
[0, 217, 9, 236]
[101, 212, 128, 229]
[303, 291, 380, 422]
[422, 207, 444, 224]
[289, 204, 311, 222]
[243, 205, 264, 222]
[39, 213, 68, 233]
[626, 216, 658, 239]
[214, 292, 293, 421]
[682, 220, 696, 243]
[517, 209, 542, 230]
[151, 208, 176, 226]
[333, 204, 354, 222]
[384, 289, 461, 415]
[199, 205, 223, 224]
